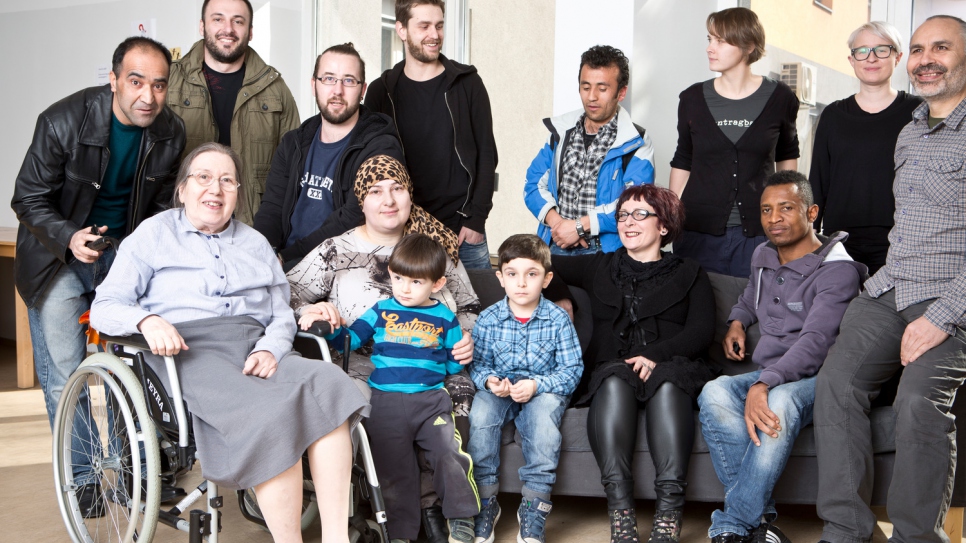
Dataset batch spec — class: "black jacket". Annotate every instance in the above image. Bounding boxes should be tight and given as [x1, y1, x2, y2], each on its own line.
[252, 106, 403, 263]
[11, 85, 186, 307]
[364, 54, 497, 232]
[671, 80, 800, 237]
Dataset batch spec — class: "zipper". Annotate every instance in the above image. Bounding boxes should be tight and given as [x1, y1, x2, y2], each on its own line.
[445, 90, 473, 218]
[131, 142, 155, 230]
[94, 147, 110, 190]
[386, 92, 405, 156]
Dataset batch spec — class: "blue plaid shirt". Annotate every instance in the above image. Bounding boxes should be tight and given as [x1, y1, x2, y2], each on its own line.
[470, 296, 583, 396]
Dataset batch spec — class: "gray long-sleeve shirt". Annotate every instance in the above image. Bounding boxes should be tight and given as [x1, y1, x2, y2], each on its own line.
[90, 208, 295, 362]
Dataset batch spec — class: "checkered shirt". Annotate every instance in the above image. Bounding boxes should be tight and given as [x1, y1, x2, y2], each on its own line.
[557, 113, 619, 221]
[469, 296, 583, 396]
[864, 97, 966, 333]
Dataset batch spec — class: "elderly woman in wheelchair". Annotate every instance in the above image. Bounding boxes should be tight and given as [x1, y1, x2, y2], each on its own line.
[73, 142, 370, 543]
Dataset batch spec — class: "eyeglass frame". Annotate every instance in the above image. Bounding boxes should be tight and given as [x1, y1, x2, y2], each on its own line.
[314, 75, 362, 87]
[850, 44, 896, 61]
[616, 209, 659, 222]
[187, 172, 241, 192]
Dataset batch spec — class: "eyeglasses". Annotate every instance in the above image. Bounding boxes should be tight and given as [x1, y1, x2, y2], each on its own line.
[188, 172, 240, 192]
[314, 75, 361, 87]
[616, 209, 658, 222]
[850, 45, 896, 61]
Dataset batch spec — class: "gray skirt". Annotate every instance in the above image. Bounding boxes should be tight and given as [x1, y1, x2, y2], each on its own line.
[143, 316, 370, 490]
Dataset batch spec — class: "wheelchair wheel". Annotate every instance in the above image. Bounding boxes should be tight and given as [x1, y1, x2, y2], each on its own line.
[239, 478, 319, 532]
[53, 354, 161, 543]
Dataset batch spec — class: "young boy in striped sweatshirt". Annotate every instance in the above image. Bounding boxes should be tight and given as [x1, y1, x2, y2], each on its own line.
[308, 233, 479, 543]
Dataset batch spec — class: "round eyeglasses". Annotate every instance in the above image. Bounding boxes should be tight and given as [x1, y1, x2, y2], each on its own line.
[616, 209, 658, 222]
[850, 45, 896, 61]
[188, 172, 240, 192]
[314, 75, 361, 87]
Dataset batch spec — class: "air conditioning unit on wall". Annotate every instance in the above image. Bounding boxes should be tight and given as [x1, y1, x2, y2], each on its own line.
[780, 62, 817, 106]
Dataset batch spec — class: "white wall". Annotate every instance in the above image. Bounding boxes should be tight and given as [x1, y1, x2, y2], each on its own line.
[553, 0, 636, 116]
[0, 0, 313, 229]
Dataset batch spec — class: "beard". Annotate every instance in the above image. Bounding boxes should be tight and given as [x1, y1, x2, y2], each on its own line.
[318, 98, 361, 125]
[405, 37, 440, 64]
[911, 61, 966, 100]
[203, 27, 249, 65]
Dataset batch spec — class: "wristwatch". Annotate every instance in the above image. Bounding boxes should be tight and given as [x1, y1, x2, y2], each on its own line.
[575, 218, 587, 239]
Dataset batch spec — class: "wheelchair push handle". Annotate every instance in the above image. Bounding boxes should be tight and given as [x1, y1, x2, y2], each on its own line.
[303, 322, 332, 337]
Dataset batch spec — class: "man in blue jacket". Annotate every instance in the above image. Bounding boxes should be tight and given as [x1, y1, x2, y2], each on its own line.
[697, 171, 866, 543]
[523, 45, 655, 255]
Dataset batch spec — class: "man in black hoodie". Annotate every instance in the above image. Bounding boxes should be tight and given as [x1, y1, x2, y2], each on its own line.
[254, 43, 402, 269]
[365, 0, 498, 271]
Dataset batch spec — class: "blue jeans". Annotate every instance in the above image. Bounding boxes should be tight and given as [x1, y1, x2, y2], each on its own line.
[698, 370, 816, 536]
[29, 250, 115, 484]
[468, 390, 569, 498]
[458, 234, 492, 270]
[674, 227, 765, 278]
[549, 237, 601, 256]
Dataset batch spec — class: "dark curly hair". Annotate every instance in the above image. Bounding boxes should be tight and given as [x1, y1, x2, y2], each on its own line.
[615, 185, 685, 247]
[579, 45, 630, 90]
[764, 170, 814, 208]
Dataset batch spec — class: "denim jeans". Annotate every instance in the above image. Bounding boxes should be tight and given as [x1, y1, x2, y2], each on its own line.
[698, 370, 816, 536]
[549, 237, 601, 256]
[28, 249, 115, 484]
[468, 390, 569, 499]
[458, 234, 492, 270]
[673, 227, 766, 278]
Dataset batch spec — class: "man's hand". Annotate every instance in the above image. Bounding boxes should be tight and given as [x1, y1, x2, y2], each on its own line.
[553, 298, 575, 321]
[69, 225, 107, 263]
[900, 316, 950, 365]
[744, 382, 780, 446]
[510, 379, 538, 403]
[458, 226, 485, 246]
[487, 376, 511, 397]
[545, 209, 588, 249]
[138, 315, 188, 356]
[243, 350, 278, 379]
[626, 356, 657, 381]
[453, 334, 474, 364]
[724, 320, 746, 361]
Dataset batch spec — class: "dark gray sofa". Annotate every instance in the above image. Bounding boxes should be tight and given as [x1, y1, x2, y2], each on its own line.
[464, 269, 964, 535]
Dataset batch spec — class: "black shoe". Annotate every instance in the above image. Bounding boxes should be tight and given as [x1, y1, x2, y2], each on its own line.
[422, 504, 449, 543]
[711, 534, 751, 543]
[77, 483, 105, 518]
[753, 523, 791, 543]
[159, 482, 187, 504]
[648, 509, 682, 543]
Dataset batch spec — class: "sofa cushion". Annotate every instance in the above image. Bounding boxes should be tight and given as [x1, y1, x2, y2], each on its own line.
[510, 405, 898, 456]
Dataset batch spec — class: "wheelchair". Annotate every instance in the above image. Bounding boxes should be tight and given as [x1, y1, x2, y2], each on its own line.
[52, 324, 388, 543]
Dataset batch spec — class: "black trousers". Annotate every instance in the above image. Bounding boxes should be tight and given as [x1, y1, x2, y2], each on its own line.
[366, 388, 480, 540]
[587, 376, 695, 511]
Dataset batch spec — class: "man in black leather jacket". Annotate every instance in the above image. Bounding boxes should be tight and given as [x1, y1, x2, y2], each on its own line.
[10, 36, 185, 517]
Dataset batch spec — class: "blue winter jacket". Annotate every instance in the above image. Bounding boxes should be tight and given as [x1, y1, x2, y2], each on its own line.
[523, 106, 655, 253]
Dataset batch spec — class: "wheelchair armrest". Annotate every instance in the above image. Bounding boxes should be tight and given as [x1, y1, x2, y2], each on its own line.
[294, 322, 333, 365]
[297, 322, 332, 338]
[101, 333, 152, 351]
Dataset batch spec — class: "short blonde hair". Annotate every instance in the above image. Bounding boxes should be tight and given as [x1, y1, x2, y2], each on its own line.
[707, 7, 766, 64]
[848, 21, 903, 51]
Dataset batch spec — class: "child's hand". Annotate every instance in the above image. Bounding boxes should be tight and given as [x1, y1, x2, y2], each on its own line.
[510, 379, 537, 403]
[299, 302, 344, 331]
[487, 376, 512, 397]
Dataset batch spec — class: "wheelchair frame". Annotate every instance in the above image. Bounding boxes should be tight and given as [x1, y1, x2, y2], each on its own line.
[52, 327, 388, 543]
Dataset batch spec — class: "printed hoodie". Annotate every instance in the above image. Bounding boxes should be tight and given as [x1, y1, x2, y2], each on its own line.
[729, 232, 868, 388]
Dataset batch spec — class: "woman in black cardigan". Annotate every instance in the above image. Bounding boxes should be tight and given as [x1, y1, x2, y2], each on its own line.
[669, 7, 799, 278]
[553, 185, 716, 543]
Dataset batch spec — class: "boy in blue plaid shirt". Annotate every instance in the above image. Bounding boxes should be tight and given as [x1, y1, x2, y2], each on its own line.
[468, 234, 583, 543]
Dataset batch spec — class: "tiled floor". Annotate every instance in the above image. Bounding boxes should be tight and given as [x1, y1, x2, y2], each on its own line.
[0, 345, 940, 542]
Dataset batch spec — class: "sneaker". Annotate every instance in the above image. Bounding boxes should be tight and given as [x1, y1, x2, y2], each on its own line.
[448, 517, 475, 543]
[474, 496, 502, 543]
[516, 497, 552, 543]
[753, 522, 791, 543]
[648, 509, 683, 543]
[711, 533, 751, 543]
[609, 508, 640, 543]
[76, 483, 105, 518]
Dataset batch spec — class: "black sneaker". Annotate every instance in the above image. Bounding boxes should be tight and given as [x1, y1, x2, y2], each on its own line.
[77, 483, 105, 518]
[648, 509, 682, 543]
[609, 508, 640, 543]
[753, 523, 791, 543]
[711, 533, 752, 543]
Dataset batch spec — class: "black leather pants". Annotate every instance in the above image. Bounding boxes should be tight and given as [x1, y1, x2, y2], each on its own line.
[587, 376, 694, 511]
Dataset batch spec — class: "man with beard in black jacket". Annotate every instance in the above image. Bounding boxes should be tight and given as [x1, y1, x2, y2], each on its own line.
[254, 43, 403, 270]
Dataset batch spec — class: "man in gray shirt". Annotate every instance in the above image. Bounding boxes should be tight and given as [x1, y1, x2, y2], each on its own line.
[814, 15, 966, 543]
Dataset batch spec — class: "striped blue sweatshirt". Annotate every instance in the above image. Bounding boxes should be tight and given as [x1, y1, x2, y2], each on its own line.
[327, 297, 464, 393]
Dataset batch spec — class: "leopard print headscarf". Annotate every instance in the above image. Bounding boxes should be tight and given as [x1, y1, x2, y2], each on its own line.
[354, 155, 461, 265]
